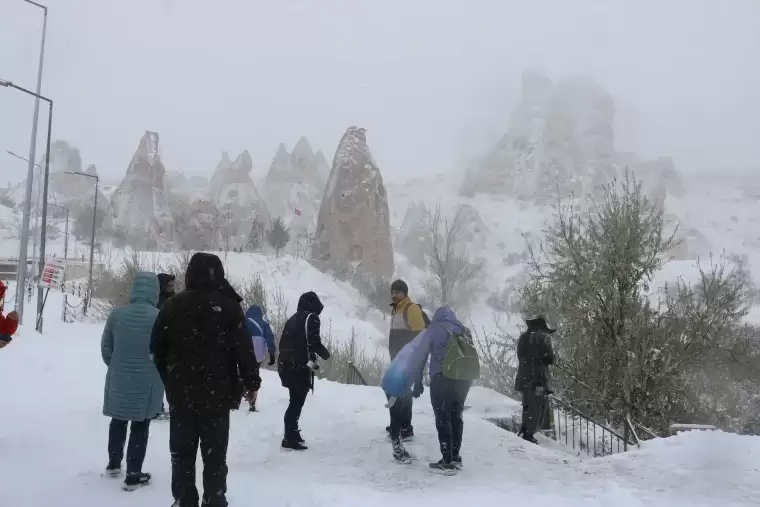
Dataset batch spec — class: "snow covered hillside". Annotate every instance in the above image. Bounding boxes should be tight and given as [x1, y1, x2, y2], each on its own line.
[1, 302, 758, 507]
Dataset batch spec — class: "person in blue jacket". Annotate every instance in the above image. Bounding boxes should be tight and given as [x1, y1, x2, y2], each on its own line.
[101, 272, 163, 491]
[244, 304, 276, 412]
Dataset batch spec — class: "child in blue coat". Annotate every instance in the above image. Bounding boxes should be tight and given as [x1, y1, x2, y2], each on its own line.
[244, 304, 277, 411]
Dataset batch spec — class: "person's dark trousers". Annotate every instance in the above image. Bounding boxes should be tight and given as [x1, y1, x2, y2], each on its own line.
[108, 418, 151, 474]
[170, 408, 230, 507]
[521, 388, 548, 437]
[284, 386, 309, 438]
[430, 374, 472, 462]
[387, 394, 414, 434]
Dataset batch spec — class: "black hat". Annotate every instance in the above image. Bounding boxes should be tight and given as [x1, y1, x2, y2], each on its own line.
[525, 315, 556, 334]
[390, 279, 409, 295]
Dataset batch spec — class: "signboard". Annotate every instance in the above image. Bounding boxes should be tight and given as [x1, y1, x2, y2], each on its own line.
[39, 258, 66, 290]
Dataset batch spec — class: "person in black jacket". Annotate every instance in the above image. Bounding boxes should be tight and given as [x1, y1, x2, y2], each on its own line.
[157, 273, 176, 310]
[150, 253, 260, 507]
[155, 273, 176, 421]
[277, 291, 330, 450]
[514, 315, 556, 444]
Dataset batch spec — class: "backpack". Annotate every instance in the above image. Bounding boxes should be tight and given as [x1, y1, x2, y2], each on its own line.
[441, 329, 481, 381]
[403, 303, 431, 329]
[247, 317, 268, 364]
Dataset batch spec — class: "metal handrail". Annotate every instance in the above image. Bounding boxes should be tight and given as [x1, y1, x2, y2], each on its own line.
[550, 395, 635, 457]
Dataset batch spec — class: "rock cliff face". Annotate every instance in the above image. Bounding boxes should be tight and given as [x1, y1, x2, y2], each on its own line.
[395, 203, 431, 269]
[313, 126, 394, 280]
[263, 138, 324, 236]
[315, 150, 330, 183]
[462, 70, 681, 206]
[110, 131, 174, 248]
[208, 151, 233, 200]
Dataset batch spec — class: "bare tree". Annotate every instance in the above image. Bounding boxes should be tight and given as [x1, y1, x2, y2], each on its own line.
[422, 204, 485, 314]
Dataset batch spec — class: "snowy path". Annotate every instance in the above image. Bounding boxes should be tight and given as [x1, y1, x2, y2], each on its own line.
[1, 318, 759, 506]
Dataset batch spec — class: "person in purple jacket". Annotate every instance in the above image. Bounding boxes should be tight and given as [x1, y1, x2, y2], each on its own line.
[404, 306, 473, 471]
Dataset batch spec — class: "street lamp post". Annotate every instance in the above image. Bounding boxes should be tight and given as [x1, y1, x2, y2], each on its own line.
[15, 0, 48, 325]
[0, 78, 54, 331]
[65, 171, 98, 315]
[48, 202, 68, 323]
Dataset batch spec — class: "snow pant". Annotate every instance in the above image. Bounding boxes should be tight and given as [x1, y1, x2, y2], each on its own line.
[108, 418, 150, 474]
[521, 388, 549, 437]
[430, 374, 472, 462]
[280, 363, 311, 439]
[388, 393, 414, 440]
[169, 408, 230, 507]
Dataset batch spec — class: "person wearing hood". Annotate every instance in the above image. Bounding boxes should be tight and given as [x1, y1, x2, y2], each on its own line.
[157, 273, 176, 310]
[514, 316, 556, 445]
[277, 291, 330, 450]
[150, 253, 260, 507]
[0, 281, 19, 349]
[388, 306, 476, 470]
[155, 273, 176, 421]
[101, 272, 162, 491]
[244, 304, 277, 412]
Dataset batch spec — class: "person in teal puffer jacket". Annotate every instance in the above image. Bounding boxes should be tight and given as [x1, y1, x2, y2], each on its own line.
[101, 272, 163, 491]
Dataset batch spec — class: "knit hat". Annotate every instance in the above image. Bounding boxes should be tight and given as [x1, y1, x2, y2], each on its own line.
[390, 279, 408, 295]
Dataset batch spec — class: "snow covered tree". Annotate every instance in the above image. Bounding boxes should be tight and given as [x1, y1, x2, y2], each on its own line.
[246, 217, 265, 252]
[266, 216, 290, 257]
[422, 204, 485, 314]
[520, 173, 760, 434]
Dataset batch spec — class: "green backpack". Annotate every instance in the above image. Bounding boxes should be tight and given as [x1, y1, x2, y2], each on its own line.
[441, 329, 481, 381]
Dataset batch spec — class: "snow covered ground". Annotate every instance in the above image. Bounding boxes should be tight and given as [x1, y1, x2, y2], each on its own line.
[1, 290, 758, 507]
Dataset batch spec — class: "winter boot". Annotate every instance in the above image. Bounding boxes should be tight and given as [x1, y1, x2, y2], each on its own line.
[281, 437, 308, 450]
[452, 455, 463, 468]
[248, 401, 257, 412]
[293, 430, 306, 444]
[105, 462, 121, 478]
[392, 438, 411, 463]
[400, 426, 414, 441]
[122, 472, 151, 491]
[429, 459, 458, 471]
[522, 433, 538, 445]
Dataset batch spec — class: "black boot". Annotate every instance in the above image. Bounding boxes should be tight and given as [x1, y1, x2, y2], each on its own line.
[392, 438, 411, 463]
[429, 459, 457, 471]
[522, 433, 538, 444]
[400, 425, 414, 441]
[105, 461, 121, 478]
[282, 432, 308, 450]
[122, 472, 151, 491]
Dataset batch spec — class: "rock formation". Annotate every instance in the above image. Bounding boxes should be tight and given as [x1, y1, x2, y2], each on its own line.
[110, 131, 175, 248]
[395, 203, 431, 269]
[263, 138, 325, 237]
[315, 150, 330, 183]
[208, 151, 233, 200]
[462, 70, 681, 207]
[313, 126, 394, 281]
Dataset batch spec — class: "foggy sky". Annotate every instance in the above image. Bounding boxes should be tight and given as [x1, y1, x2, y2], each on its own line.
[1, 0, 759, 186]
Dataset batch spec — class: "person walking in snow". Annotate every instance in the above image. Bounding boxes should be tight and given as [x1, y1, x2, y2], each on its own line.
[151, 253, 260, 507]
[154, 273, 177, 421]
[244, 304, 277, 412]
[0, 281, 19, 349]
[387, 279, 427, 441]
[277, 291, 330, 450]
[101, 272, 163, 490]
[515, 315, 556, 445]
[388, 306, 477, 470]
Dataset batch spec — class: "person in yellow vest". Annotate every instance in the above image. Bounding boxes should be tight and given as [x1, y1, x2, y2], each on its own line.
[386, 279, 427, 442]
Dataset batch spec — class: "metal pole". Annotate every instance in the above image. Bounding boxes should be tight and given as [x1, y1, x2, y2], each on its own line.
[31, 162, 42, 283]
[15, 2, 48, 323]
[84, 176, 98, 315]
[35, 101, 53, 332]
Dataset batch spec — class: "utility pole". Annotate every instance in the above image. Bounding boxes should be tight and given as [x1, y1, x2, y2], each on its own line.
[15, 0, 48, 324]
[65, 171, 98, 315]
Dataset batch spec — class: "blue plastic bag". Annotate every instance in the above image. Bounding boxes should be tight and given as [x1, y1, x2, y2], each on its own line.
[382, 329, 432, 399]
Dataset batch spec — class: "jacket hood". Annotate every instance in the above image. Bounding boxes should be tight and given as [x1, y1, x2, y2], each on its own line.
[430, 306, 465, 334]
[184, 253, 241, 302]
[525, 316, 556, 334]
[157, 273, 175, 291]
[297, 291, 324, 314]
[245, 305, 264, 320]
[130, 272, 159, 306]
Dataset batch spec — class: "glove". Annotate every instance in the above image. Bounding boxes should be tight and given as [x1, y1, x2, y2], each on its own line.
[268, 353, 276, 366]
[412, 382, 424, 399]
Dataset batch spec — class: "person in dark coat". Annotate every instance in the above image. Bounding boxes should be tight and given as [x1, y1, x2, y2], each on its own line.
[514, 315, 556, 444]
[155, 273, 177, 420]
[277, 291, 330, 450]
[157, 273, 176, 309]
[150, 253, 260, 507]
